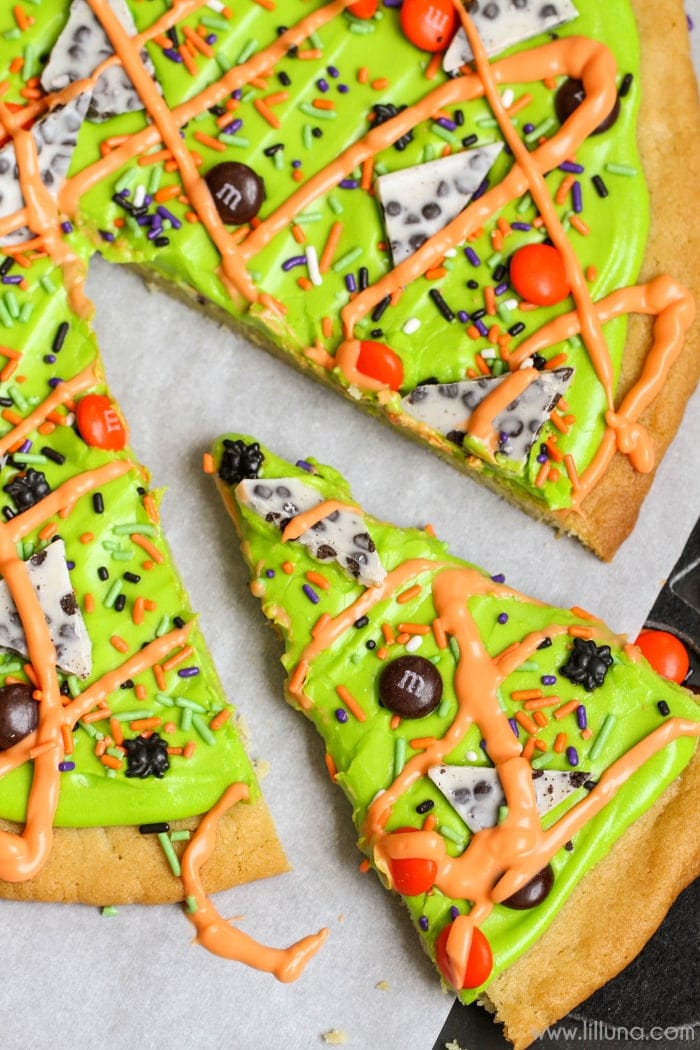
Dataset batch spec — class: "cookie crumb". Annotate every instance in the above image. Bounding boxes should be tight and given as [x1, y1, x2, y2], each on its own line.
[322, 1030, 347, 1045]
[375, 980, 390, 991]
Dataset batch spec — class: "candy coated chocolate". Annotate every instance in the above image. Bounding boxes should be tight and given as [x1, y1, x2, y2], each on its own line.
[378, 655, 443, 718]
[204, 162, 265, 224]
[502, 864, 554, 910]
[555, 78, 620, 134]
[0, 682, 39, 749]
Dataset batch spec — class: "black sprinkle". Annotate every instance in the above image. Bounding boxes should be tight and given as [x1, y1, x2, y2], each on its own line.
[0, 257, 13, 277]
[454, 109, 464, 127]
[278, 70, 291, 86]
[366, 639, 377, 650]
[508, 321, 526, 336]
[167, 25, 179, 47]
[618, 72, 634, 98]
[311, 127, 323, 138]
[92, 492, 104, 514]
[471, 307, 486, 321]
[123, 571, 141, 584]
[263, 143, 284, 157]
[136, 486, 146, 496]
[354, 615, 369, 629]
[369, 328, 383, 338]
[657, 700, 671, 717]
[2, 506, 15, 520]
[209, 105, 226, 117]
[0, 397, 14, 407]
[371, 295, 391, 323]
[358, 266, 369, 291]
[466, 279, 479, 290]
[537, 637, 553, 650]
[583, 779, 598, 791]
[41, 446, 65, 465]
[114, 594, 126, 612]
[139, 821, 170, 835]
[429, 288, 455, 322]
[154, 236, 170, 248]
[462, 133, 478, 148]
[173, 616, 186, 629]
[564, 839, 574, 852]
[120, 679, 134, 689]
[492, 263, 507, 283]
[97, 566, 109, 581]
[416, 799, 435, 814]
[591, 174, 608, 198]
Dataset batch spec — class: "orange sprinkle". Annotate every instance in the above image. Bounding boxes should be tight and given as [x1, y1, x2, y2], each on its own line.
[484, 286, 496, 316]
[319, 220, 344, 273]
[131, 533, 164, 564]
[397, 584, 421, 605]
[585, 264, 597, 282]
[544, 437, 564, 463]
[193, 129, 226, 152]
[130, 717, 162, 732]
[311, 612, 331, 638]
[143, 599, 157, 612]
[79, 532, 94, 544]
[101, 754, 123, 771]
[569, 215, 590, 236]
[357, 66, 369, 84]
[321, 316, 333, 339]
[409, 737, 437, 750]
[138, 148, 172, 167]
[38, 522, 57, 542]
[153, 664, 166, 691]
[570, 605, 599, 621]
[425, 266, 447, 280]
[466, 324, 481, 340]
[264, 91, 289, 107]
[296, 48, 322, 60]
[291, 169, 304, 183]
[553, 732, 567, 754]
[522, 736, 536, 761]
[61, 724, 74, 755]
[396, 632, 410, 646]
[336, 685, 366, 723]
[183, 741, 196, 759]
[253, 98, 280, 128]
[397, 622, 430, 635]
[361, 157, 374, 191]
[381, 622, 395, 645]
[549, 411, 569, 435]
[425, 52, 442, 80]
[210, 708, 232, 731]
[564, 453, 580, 492]
[109, 718, 124, 746]
[512, 688, 542, 701]
[202, 452, 215, 474]
[515, 710, 538, 735]
[389, 713, 401, 730]
[534, 460, 550, 488]
[289, 660, 309, 694]
[162, 645, 195, 672]
[524, 695, 560, 711]
[324, 751, 337, 781]
[2, 362, 19, 382]
[84, 593, 95, 614]
[297, 276, 312, 290]
[533, 710, 549, 729]
[554, 698, 580, 721]
[555, 173, 575, 205]
[474, 352, 491, 377]
[581, 727, 593, 740]
[132, 596, 145, 626]
[432, 618, 447, 649]
[306, 570, 330, 591]
[281, 560, 294, 575]
[143, 494, 159, 524]
[178, 43, 198, 75]
[291, 223, 306, 244]
[568, 624, 594, 640]
[135, 684, 147, 701]
[82, 707, 109, 725]
[534, 738, 548, 753]
[182, 24, 214, 57]
[110, 635, 129, 654]
[545, 352, 569, 370]
[2, 408, 22, 426]
[371, 77, 389, 90]
[312, 98, 335, 111]
[376, 646, 388, 661]
[506, 92, 533, 116]
[358, 857, 370, 873]
[166, 746, 184, 756]
[8, 57, 23, 74]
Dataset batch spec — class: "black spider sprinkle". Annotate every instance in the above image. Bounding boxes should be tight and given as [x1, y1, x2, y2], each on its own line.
[219, 439, 264, 486]
[370, 103, 413, 151]
[559, 637, 613, 692]
[123, 733, 170, 778]
[3, 469, 51, 512]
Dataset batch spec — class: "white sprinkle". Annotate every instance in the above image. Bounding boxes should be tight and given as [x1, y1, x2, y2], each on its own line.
[501, 88, 515, 109]
[133, 185, 146, 208]
[444, 248, 457, 258]
[405, 635, 422, 653]
[206, 0, 225, 10]
[305, 244, 322, 286]
[402, 317, 421, 335]
[465, 750, 479, 762]
[480, 346, 496, 360]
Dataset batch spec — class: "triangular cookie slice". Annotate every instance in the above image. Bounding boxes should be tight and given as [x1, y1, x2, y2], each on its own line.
[211, 433, 699, 1043]
[443, 0, 579, 74]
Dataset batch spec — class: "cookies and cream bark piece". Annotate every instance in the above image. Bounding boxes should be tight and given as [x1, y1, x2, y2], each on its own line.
[443, 0, 579, 73]
[376, 144, 503, 265]
[212, 435, 700, 1050]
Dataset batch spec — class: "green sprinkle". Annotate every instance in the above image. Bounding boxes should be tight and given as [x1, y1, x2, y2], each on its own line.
[0, 660, 22, 673]
[517, 660, 540, 672]
[331, 246, 363, 272]
[103, 579, 123, 609]
[236, 39, 258, 64]
[588, 713, 617, 761]
[148, 165, 162, 194]
[491, 358, 509, 375]
[348, 20, 375, 33]
[12, 453, 47, 466]
[216, 51, 233, 72]
[22, 45, 38, 82]
[65, 675, 81, 698]
[104, 768, 117, 779]
[525, 117, 556, 142]
[157, 833, 181, 877]
[112, 709, 155, 722]
[437, 698, 451, 718]
[273, 148, 284, 172]
[3, 293, 18, 320]
[308, 30, 323, 48]
[328, 195, 343, 215]
[192, 714, 216, 745]
[201, 14, 230, 30]
[40, 275, 57, 294]
[2, 29, 22, 42]
[180, 706, 193, 732]
[8, 385, 29, 412]
[475, 116, 499, 129]
[302, 124, 313, 149]
[110, 550, 134, 562]
[170, 830, 192, 842]
[438, 824, 464, 845]
[431, 124, 457, 145]
[115, 168, 138, 194]
[393, 737, 407, 779]
[155, 615, 171, 638]
[18, 302, 33, 323]
[78, 720, 103, 740]
[101, 540, 120, 551]
[113, 522, 156, 536]
[517, 193, 533, 215]
[185, 895, 198, 914]
[219, 133, 251, 148]
[421, 145, 437, 164]
[486, 251, 504, 270]
[155, 691, 176, 708]
[106, 746, 125, 760]
[605, 162, 637, 177]
[175, 697, 207, 713]
[101, 906, 119, 917]
[498, 805, 509, 823]
[296, 211, 323, 223]
[449, 636, 460, 663]
[298, 102, 337, 120]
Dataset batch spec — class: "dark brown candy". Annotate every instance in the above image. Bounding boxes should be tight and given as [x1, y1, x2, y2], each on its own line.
[555, 78, 620, 135]
[0, 682, 39, 750]
[501, 864, 554, 910]
[204, 162, 265, 224]
[378, 656, 443, 718]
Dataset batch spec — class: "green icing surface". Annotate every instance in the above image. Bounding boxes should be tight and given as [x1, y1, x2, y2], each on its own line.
[0, 0, 648, 520]
[212, 433, 699, 999]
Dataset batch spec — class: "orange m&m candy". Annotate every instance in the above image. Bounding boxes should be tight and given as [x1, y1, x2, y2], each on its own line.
[76, 394, 128, 451]
[399, 0, 458, 52]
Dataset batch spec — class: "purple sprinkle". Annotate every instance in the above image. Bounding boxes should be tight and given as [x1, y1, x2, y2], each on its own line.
[494, 281, 509, 295]
[491, 572, 505, 583]
[291, 159, 302, 168]
[265, 568, 275, 578]
[559, 160, 585, 174]
[135, 214, 152, 227]
[147, 225, 164, 241]
[508, 717, 519, 738]
[143, 194, 153, 206]
[337, 83, 349, 94]
[345, 272, 357, 293]
[48, 377, 63, 388]
[296, 459, 314, 472]
[456, 310, 470, 323]
[282, 254, 307, 271]
[576, 704, 587, 730]
[316, 78, 329, 92]
[541, 674, 557, 686]
[205, 33, 217, 45]
[498, 430, 509, 444]
[178, 666, 200, 678]
[303, 583, 320, 605]
[327, 65, 339, 78]
[43, 354, 56, 364]
[61, 221, 73, 234]
[226, 118, 243, 134]
[566, 746, 579, 767]
[233, 88, 242, 100]
[536, 452, 548, 463]
[449, 905, 460, 920]
[335, 708, 349, 723]
[2, 275, 22, 285]
[474, 317, 488, 337]
[497, 612, 509, 624]
[66, 561, 75, 570]
[464, 246, 480, 266]
[339, 178, 359, 189]
[18, 439, 31, 454]
[99, 230, 115, 242]
[436, 117, 456, 132]
[58, 761, 75, 772]
[157, 205, 181, 229]
[510, 221, 532, 232]
[471, 177, 489, 201]
[523, 122, 535, 134]
[163, 47, 183, 62]
[571, 180, 583, 214]
[419, 916, 429, 932]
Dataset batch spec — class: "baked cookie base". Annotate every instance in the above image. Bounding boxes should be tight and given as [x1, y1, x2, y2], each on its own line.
[0, 796, 288, 905]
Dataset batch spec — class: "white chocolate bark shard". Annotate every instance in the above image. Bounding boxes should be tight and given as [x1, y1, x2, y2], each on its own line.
[428, 764, 589, 832]
[443, 0, 579, 75]
[236, 477, 386, 587]
[0, 539, 92, 678]
[376, 144, 503, 266]
[0, 95, 91, 247]
[41, 0, 157, 122]
[401, 367, 574, 463]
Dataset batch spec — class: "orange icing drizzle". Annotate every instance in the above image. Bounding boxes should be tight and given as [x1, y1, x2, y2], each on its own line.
[280, 499, 360, 542]
[181, 781, 328, 980]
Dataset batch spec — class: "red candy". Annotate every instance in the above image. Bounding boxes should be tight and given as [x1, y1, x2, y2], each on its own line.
[356, 340, 404, 390]
[347, 0, 378, 17]
[388, 827, 437, 896]
[634, 629, 690, 684]
[435, 922, 493, 990]
[509, 243, 570, 306]
[399, 0, 457, 52]
[76, 394, 128, 451]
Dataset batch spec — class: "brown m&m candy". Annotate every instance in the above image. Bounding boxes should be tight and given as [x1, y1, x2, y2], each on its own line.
[378, 655, 442, 718]
[204, 162, 265, 225]
[0, 682, 39, 750]
[501, 864, 555, 910]
[555, 78, 620, 135]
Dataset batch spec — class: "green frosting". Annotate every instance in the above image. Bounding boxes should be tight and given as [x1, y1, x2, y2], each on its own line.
[0, 0, 647, 517]
[212, 433, 698, 999]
